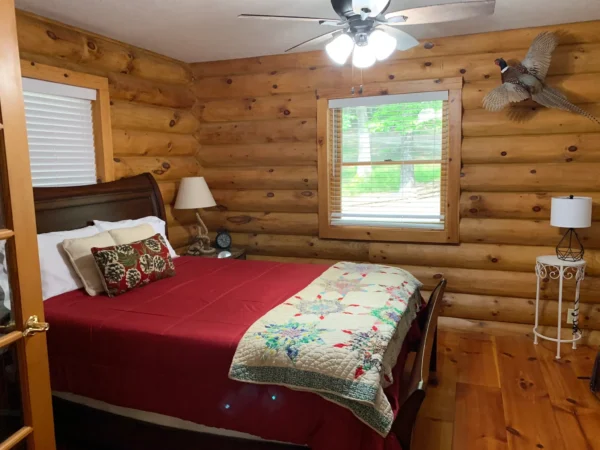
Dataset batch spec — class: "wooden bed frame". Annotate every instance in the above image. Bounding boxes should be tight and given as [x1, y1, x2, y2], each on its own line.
[32, 174, 444, 450]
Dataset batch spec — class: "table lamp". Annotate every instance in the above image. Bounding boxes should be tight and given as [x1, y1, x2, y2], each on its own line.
[550, 195, 592, 261]
[174, 177, 216, 255]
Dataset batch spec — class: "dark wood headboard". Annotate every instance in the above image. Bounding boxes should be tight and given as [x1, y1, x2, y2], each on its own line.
[33, 173, 168, 236]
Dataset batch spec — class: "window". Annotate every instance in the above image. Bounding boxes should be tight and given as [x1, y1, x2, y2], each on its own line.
[20, 62, 114, 187]
[318, 80, 461, 243]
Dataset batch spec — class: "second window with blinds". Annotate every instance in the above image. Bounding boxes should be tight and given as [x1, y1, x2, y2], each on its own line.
[318, 83, 461, 244]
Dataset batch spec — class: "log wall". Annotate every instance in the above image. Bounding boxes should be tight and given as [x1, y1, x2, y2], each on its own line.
[15, 10, 201, 250]
[192, 21, 600, 330]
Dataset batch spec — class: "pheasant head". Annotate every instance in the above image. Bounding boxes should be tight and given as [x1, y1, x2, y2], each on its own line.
[494, 58, 508, 72]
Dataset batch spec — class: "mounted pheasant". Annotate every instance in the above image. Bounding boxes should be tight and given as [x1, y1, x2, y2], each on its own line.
[483, 32, 600, 123]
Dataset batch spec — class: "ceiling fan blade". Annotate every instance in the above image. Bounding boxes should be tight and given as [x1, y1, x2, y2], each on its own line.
[238, 14, 343, 26]
[285, 30, 340, 53]
[385, 0, 496, 25]
[377, 25, 419, 51]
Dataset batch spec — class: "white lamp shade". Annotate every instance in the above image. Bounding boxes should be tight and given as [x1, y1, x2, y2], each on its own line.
[550, 196, 592, 228]
[174, 177, 216, 210]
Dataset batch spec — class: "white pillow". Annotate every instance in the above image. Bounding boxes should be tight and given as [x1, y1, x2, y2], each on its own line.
[93, 216, 178, 258]
[38, 225, 101, 300]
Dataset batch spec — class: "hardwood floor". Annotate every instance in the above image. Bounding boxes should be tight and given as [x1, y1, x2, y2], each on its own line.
[413, 330, 600, 450]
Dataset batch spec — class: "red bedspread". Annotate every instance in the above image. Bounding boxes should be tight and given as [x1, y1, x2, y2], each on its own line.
[44, 257, 413, 450]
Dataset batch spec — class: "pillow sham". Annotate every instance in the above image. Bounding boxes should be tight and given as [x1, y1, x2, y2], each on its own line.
[93, 217, 178, 259]
[92, 233, 176, 297]
[109, 224, 155, 245]
[38, 225, 101, 300]
[62, 231, 117, 296]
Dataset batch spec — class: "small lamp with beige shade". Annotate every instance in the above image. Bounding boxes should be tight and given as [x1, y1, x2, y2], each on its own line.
[174, 177, 216, 255]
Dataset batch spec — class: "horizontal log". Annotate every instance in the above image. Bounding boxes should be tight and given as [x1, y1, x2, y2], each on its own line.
[114, 156, 200, 182]
[463, 103, 600, 137]
[195, 118, 316, 145]
[108, 73, 194, 109]
[203, 167, 317, 189]
[237, 233, 600, 276]
[191, 21, 600, 77]
[369, 241, 594, 274]
[460, 217, 600, 248]
[438, 317, 600, 346]
[210, 189, 318, 213]
[16, 11, 192, 85]
[194, 93, 317, 122]
[197, 143, 317, 167]
[461, 191, 600, 221]
[111, 100, 199, 135]
[242, 255, 600, 302]
[112, 129, 199, 157]
[167, 224, 199, 248]
[158, 181, 178, 205]
[461, 163, 600, 192]
[247, 255, 340, 266]
[202, 211, 318, 236]
[439, 292, 600, 329]
[238, 233, 369, 261]
[463, 73, 600, 110]
[462, 133, 600, 164]
[193, 44, 600, 99]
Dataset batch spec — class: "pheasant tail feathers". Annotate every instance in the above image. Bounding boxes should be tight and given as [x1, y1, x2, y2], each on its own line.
[533, 87, 600, 124]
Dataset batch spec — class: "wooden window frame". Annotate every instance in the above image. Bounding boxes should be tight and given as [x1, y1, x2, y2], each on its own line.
[317, 77, 462, 244]
[19, 60, 114, 183]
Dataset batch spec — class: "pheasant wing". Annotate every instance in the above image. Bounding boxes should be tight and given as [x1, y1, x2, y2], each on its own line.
[483, 83, 530, 112]
[521, 32, 559, 81]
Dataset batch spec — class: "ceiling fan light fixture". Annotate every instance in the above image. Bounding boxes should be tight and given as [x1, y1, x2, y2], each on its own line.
[325, 33, 355, 65]
[370, 29, 397, 61]
[352, 42, 376, 69]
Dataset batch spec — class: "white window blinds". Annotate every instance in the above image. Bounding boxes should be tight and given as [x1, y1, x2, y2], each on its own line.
[22, 78, 98, 187]
[328, 91, 449, 230]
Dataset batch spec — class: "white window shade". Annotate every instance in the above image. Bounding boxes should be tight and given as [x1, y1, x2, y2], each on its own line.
[328, 92, 449, 230]
[23, 79, 97, 187]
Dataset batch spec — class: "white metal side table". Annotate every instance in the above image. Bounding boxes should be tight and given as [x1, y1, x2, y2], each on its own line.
[534, 255, 585, 359]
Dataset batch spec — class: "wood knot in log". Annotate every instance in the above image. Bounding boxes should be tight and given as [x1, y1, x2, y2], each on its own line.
[459, 69, 466, 74]
[433, 273, 442, 279]
[388, 75, 395, 80]
[424, 62, 432, 67]
[227, 215, 252, 225]
[501, 151, 507, 156]
[530, 169, 537, 174]
[300, 191, 314, 198]
[153, 169, 165, 175]
[46, 30, 57, 40]
[469, 195, 480, 201]
[266, 192, 275, 198]
[169, 119, 177, 127]
[113, 158, 121, 163]
[161, 162, 171, 169]
[87, 41, 96, 50]
[226, 79, 233, 84]
[532, 206, 541, 212]
[272, 84, 278, 89]
[568, 146, 578, 152]
[283, 109, 291, 116]
[424, 42, 434, 49]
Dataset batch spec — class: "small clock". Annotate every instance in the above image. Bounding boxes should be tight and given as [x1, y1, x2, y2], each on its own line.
[215, 229, 232, 250]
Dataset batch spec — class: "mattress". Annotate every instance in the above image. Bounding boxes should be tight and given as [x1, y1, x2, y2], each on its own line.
[44, 257, 419, 450]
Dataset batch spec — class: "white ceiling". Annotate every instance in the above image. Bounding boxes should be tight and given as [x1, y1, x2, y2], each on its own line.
[15, 0, 600, 63]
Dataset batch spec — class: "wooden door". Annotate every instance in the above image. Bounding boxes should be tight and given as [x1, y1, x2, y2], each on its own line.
[0, 0, 57, 448]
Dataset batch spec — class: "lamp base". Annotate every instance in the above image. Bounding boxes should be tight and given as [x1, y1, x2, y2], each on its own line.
[556, 228, 584, 262]
[187, 238, 216, 256]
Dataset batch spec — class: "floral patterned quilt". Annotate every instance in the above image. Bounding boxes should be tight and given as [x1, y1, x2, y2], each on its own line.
[229, 262, 422, 436]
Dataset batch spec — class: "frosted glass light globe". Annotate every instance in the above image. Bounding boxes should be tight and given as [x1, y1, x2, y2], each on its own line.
[325, 34, 354, 65]
[370, 29, 397, 61]
[352, 43, 376, 69]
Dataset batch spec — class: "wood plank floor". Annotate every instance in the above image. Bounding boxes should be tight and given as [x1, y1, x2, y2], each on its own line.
[414, 330, 600, 450]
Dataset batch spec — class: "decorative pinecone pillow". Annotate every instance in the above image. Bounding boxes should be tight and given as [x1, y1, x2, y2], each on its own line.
[91, 233, 175, 297]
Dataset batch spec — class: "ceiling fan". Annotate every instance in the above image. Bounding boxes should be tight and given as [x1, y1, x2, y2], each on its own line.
[239, 0, 496, 68]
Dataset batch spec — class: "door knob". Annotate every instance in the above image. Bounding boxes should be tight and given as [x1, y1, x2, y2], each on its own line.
[23, 315, 49, 337]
